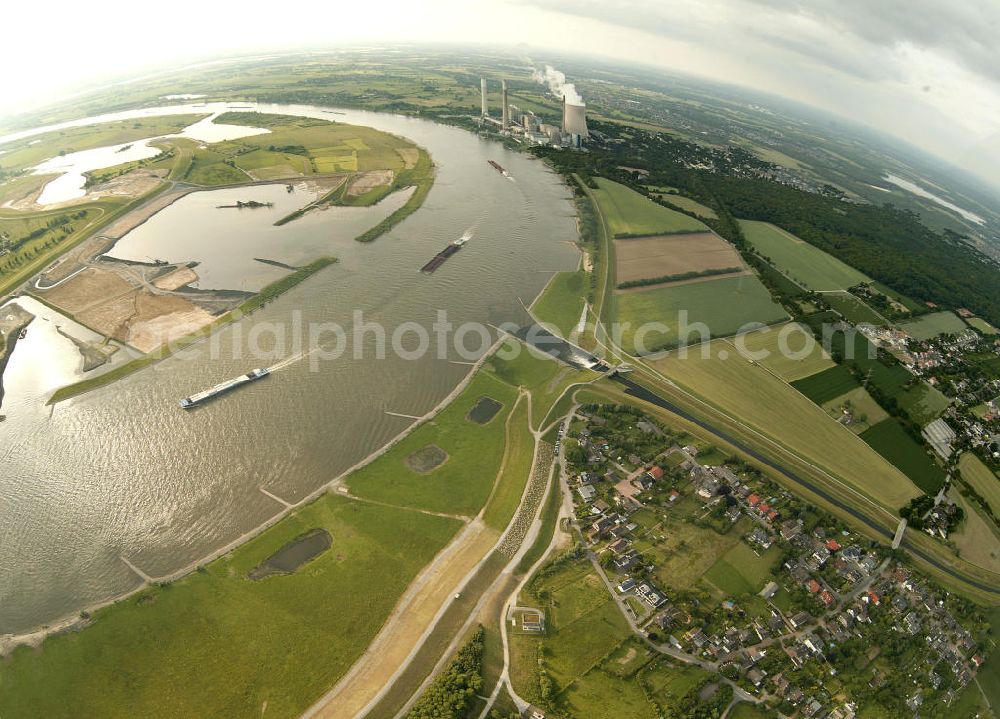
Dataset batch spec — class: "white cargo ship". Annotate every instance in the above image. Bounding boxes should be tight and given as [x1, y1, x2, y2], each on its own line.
[179, 368, 269, 408]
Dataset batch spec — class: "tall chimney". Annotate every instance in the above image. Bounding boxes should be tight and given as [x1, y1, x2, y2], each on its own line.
[501, 79, 509, 131]
[480, 78, 488, 117]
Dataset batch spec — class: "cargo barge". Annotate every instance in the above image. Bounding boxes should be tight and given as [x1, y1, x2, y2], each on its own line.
[421, 235, 469, 274]
[179, 368, 269, 408]
[488, 160, 511, 178]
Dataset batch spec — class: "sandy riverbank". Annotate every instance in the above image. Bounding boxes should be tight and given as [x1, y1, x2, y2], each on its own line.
[0, 303, 35, 407]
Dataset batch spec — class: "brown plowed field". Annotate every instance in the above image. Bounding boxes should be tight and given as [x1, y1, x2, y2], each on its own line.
[613, 232, 744, 284]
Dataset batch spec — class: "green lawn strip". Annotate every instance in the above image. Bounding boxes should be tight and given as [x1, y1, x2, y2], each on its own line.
[859, 419, 946, 495]
[346, 371, 518, 516]
[482, 396, 535, 531]
[46, 258, 337, 404]
[0, 494, 462, 719]
[355, 148, 434, 243]
[532, 270, 588, 338]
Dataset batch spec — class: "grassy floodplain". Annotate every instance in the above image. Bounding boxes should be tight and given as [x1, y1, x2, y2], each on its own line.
[899, 310, 969, 340]
[647, 341, 922, 509]
[614, 274, 787, 353]
[0, 494, 461, 719]
[486, 339, 594, 430]
[532, 270, 589, 338]
[591, 177, 708, 236]
[739, 219, 871, 291]
[346, 371, 518, 516]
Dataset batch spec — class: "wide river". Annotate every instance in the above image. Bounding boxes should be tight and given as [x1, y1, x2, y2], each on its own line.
[0, 102, 580, 634]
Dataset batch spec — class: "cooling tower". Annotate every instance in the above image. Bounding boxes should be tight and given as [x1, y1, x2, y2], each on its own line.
[562, 97, 589, 138]
[481, 78, 488, 116]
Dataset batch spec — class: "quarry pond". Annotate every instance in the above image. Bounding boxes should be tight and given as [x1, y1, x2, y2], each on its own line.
[0, 102, 581, 635]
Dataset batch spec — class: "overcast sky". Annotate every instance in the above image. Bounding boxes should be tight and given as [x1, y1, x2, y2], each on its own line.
[3, 0, 999, 187]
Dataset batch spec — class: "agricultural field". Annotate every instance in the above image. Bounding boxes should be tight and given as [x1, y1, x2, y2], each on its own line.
[0, 494, 461, 719]
[822, 291, 887, 325]
[647, 341, 922, 509]
[948, 491, 1000, 574]
[859, 419, 946, 495]
[731, 322, 834, 382]
[177, 112, 414, 189]
[823, 330, 949, 424]
[738, 220, 870, 291]
[966, 317, 999, 334]
[592, 178, 709, 237]
[960, 453, 1000, 518]
[345, 371, 518, 516]
[898, 310, 968, 340]
[613, 232, 744, 287]
[532, 270, 589, 339]
[896, 381, 950, 425]
[614, 274, 787, 353]
[821, 386, 889, 434]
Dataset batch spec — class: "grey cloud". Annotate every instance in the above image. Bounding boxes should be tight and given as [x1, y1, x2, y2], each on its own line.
[519, 0, 1000, 86]
[742, 0, 1000, 83]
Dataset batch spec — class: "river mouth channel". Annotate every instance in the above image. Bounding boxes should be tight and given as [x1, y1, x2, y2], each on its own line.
[0, 102, 580, 635]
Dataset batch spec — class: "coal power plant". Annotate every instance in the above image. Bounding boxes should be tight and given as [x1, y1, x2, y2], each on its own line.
[477, 71, 589, 148]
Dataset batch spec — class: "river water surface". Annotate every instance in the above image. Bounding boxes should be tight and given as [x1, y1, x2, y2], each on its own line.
[0, 102, 580, 634]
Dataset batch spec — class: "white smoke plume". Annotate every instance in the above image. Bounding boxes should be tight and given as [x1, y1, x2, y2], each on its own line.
[532, 65, 585, 107]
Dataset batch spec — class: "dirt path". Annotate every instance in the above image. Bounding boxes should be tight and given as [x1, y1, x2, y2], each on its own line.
[303, 521, 499, 719]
